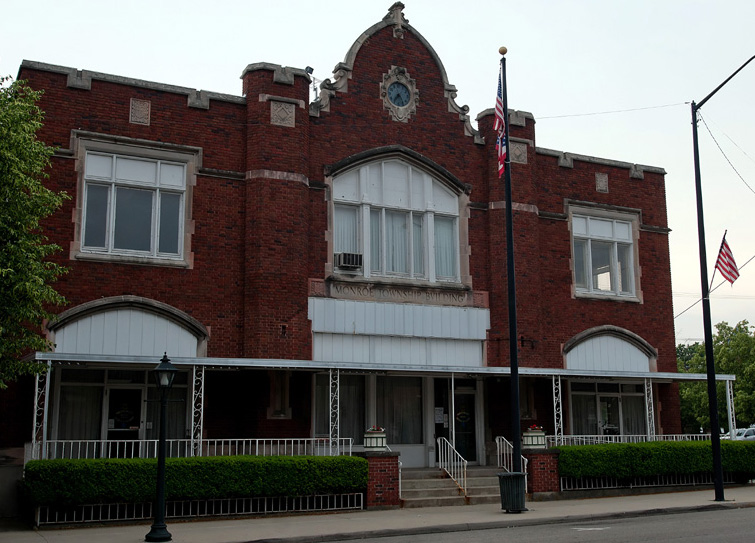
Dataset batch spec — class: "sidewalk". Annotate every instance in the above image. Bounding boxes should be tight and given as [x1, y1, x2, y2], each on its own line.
[3, 485, 754, 543]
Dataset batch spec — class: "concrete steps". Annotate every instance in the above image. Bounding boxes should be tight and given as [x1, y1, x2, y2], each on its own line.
[400, 467, 503, 508]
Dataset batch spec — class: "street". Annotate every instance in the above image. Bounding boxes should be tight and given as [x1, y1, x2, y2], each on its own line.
[337, 507, 754, 543]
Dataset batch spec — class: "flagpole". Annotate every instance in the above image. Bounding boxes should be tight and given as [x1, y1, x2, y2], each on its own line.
[499, 46, 523, 475]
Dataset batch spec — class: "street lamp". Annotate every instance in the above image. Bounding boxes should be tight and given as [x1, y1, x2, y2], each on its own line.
[691, 54, 755, 503]
[145, 353, 178, 542]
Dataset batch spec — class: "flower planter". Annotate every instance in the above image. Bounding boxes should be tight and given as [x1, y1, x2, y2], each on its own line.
[363, 431, 387, 451]
[522, 430, 546, 449]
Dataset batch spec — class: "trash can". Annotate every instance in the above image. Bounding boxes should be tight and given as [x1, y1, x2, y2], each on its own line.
[497, 472, 526, 513]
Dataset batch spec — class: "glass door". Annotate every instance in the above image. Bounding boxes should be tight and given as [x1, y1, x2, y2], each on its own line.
[106, 388, 143, 456]
[598, 396, 620, 436]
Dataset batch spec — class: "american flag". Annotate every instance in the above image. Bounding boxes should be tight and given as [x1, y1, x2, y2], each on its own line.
[715, 234, 739, 284]
[494, 64, 506, 178]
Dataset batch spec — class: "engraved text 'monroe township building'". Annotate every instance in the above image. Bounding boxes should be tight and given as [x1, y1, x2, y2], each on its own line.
[4, 4, 732, 478]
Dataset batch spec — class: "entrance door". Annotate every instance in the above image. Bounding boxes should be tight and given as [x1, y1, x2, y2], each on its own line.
[453, 389, 477, 461]
[106, 388, 143, 450]
[598, 396, 620, 436]
[434, 378, 477, 462]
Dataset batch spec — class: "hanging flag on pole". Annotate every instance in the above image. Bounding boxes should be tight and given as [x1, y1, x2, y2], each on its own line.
[714, 233, 739, 284]
[494, 64, 507, 178]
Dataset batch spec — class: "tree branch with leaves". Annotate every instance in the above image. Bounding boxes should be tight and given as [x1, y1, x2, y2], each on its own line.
[0, 76, 68, 389]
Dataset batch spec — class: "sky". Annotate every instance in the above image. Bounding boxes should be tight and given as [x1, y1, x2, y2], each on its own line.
[2, 0, 754, 347]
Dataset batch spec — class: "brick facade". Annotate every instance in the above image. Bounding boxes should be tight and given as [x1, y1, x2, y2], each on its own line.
[3, 3, 682, 460]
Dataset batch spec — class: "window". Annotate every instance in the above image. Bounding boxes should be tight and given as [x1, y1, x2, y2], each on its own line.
[82, 151, 185, 259]
[333, 159, 460, 283]
[569, 381, 646, 437]
[572, 212, 637, 298]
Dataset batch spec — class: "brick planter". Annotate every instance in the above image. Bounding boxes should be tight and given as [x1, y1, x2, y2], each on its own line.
[523, 449, 560, 494]
[362, 451, 400, 509]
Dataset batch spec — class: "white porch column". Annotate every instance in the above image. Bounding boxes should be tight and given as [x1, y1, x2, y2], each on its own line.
[726, 379, 736, 439]
[552, 375, 563, 445]
[32, 362, 51, 461]
[644, 378, 656, 437]
[191, 365, 205, 457]
[329, 368, 340, 456]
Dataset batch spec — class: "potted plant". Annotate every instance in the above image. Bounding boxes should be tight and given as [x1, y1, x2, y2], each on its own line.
[363, 425, 387, 450]
[522, 424, 546, 449]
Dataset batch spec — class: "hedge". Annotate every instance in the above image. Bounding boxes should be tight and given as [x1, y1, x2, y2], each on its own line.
[556, 440, 755, 481]
[22, 455, 368, 507]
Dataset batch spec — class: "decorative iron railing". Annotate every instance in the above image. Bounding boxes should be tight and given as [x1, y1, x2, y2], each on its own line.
[27, 437, 353, 462]
[546, 434, 712, 447]
[436, 437, 467, 496]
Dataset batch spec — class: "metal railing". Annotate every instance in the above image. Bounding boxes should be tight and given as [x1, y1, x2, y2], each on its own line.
[546, 434, 712, 447]
[28, 437, 353, 462]
[436, 437, 467, 496]
[35, 493, 364, 526]
[494, 436, 529, 475]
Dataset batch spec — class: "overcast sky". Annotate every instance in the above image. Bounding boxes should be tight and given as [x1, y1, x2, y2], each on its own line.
[2, 0, 754, 347]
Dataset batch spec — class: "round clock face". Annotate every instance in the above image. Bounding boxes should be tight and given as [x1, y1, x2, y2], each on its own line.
[387, 82, 411, 107]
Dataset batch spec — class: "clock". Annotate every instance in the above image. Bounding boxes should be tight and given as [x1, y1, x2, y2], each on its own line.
[381, 67, 418, 122]
[387, 82, 411, 107]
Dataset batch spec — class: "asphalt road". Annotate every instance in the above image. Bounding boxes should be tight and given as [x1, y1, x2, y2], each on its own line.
[337, 507, 754, 543]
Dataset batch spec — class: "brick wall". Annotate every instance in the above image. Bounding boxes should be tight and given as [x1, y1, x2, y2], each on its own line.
[364, 453, 401, 509]
[524, 450, 561, 494]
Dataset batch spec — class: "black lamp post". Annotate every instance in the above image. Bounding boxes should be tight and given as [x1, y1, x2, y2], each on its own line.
[145, 353, 178, 542]
[691, 54, 755, 503]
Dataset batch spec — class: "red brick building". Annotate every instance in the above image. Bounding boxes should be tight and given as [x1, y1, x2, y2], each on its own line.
[7, 3, 708, 473]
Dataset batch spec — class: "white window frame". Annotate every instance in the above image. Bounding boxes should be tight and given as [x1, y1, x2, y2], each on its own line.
[332, 159, 461, 284]
[570, 206, 640, 301]
[568, 381, 646, 436]
[72, 135, 199, 267]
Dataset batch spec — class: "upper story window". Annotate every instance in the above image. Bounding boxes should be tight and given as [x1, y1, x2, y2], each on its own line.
[333, 159, 461, 283]
[571, 208, 639, 299]
[72, 135, 199, 267]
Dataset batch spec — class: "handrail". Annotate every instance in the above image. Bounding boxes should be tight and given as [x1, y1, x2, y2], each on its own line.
[436, 437, 467, 496]
[495, 435, 528, 475]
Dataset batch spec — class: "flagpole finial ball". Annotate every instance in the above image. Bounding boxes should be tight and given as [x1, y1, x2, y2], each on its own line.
[499, 46, 508, 56]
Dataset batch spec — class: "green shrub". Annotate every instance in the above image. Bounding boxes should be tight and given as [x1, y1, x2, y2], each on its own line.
[22, 455, 368, 507]
[556, 440, 755, 480]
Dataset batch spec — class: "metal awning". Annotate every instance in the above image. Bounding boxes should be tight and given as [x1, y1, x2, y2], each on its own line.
[28, 351, 735, 382]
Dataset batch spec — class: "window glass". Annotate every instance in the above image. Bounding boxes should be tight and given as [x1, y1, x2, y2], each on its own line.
[114, 187, 153, 251]
[334, 205, 358, 254]
[435, 216, 455, 278]
[617, 243, 632, 294]
[116, 157, 157, 184]
[573, 239, 587, 289]
[590, 218, 613, 238]
[332, 159, 460, 282]
[572, 213, 635, 297]
[571, 382, 596, 393]
[84, 184, 109, 248]
[370, 209, 381, 272]
[81, 150, 187, 260]
[377, 376, 422, 444]
[413, 214, 424, 275]
[385, 211, 408, 274]
[159, 193, 181, 255]
[85, 153, 112, 179]
[590, 240, 613, 292]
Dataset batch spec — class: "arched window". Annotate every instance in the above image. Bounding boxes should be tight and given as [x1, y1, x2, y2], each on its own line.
[332, 158, 461, 283]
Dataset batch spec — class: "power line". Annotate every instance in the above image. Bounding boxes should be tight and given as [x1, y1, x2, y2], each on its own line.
[674, 252, 755, 320]
[699, 112, 755, 196]
[538, 102, 688, 120]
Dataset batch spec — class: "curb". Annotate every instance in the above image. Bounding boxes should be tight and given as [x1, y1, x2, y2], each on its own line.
[243, 501, 755, 543]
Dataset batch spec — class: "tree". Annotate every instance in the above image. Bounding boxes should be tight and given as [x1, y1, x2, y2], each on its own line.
[677, 320, 755, 432]
[0, 76, 68, 389]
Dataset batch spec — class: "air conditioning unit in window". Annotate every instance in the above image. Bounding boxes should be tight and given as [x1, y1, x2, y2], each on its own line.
[335, 252, 363, 270]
